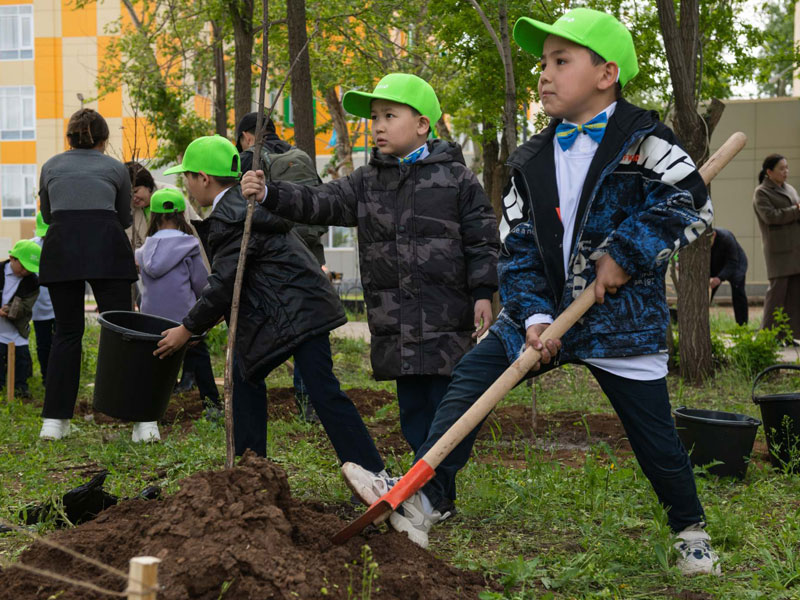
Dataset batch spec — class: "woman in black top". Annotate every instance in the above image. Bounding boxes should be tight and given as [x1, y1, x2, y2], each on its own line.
[38, 108, 137, 440]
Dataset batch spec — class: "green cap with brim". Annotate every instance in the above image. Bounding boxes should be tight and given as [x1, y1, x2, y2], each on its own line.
[10, 239, 41, 274]
[35, 212, 48, 238]
[163, 135, 242, 177]
[150, 188, 186, 214]
[342, 73, 442, 124]
[514, 8, 639, 87]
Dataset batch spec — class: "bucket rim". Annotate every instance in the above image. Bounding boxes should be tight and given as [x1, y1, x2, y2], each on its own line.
[98, 311, 203, 343]
[752, 364, 800, 403]
[673, 406, 762, 428]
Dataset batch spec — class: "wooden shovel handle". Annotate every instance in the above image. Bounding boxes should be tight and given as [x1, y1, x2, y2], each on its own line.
[420, 282, 597, 471]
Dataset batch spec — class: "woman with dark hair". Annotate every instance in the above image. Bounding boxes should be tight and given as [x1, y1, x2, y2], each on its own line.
[753, 153, 800, 340]
[38, 108, 138, 440]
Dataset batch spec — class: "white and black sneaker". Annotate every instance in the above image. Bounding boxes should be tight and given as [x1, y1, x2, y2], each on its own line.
[674, 523, 721, 576]
[390, 490, 449, 549]
[39, 418, 71, 440]
[341, 462, 397, 506]
[131, 421, 161, 443]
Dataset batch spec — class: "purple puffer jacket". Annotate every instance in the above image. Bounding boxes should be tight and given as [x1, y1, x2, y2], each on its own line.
[135, 231, 208, 323]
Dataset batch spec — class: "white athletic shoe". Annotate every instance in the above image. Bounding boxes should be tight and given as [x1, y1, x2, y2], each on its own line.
[341, 462, 396, 506]
[131, 421, 161, 443]
[39, 419, 71, 440]
[674, 523, 721, 576]
[389, 490, 448, 549]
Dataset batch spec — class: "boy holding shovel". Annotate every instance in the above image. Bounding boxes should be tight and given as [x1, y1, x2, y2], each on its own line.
[341, 9, 720, 576]
[153, 135, 385, 474]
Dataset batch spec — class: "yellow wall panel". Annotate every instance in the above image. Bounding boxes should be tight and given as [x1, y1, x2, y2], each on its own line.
[194, 95, 211, 120]
[0, 0, 32, 4]
[122, 116, 157, 161]
[97, 37, 122, 118]
[0, 141, 37, 164]
[34, 38, 63, 120]
[61, 0, 96, 38]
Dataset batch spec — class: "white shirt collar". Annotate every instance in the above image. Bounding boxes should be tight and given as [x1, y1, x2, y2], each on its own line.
[561, 101, 618, 127]
[212, 188, 229, 211]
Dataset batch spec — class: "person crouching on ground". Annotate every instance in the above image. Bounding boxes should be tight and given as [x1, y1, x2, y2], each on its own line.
[153, 135, 386, 475]
[133, 188, 222, 442]
[339, 8, 721, 577]
[0, 240, 41, 398]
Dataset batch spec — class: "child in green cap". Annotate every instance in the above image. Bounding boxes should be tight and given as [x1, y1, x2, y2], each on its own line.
[242, 73, 499, 519]
[340, 9, 720, 575]
[132, 188, 221, 443]
[31, 212, 55, 384]
[0, 239, 41, 398]
[154, 136, 386, 474]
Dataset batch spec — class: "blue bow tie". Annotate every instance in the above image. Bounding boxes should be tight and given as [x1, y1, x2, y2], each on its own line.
[399, 145, 426, 164]
[555, 113, 608, 151]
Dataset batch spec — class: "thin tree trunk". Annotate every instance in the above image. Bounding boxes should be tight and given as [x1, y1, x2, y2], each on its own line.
[211, 20, 227, 136]
[324, 86, 353, 177]
[229, 0, 254, 126]
[287, 0, 315, 160]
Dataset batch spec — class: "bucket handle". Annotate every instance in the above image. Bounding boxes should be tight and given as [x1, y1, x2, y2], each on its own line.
[752, 364, 800, 403]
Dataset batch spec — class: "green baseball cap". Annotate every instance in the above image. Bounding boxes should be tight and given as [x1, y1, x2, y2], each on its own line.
[10, 239, 41, 274]
[163, 135, 242, 177]
[35, 212, 48, 238]
[342, 73, 442, 124]
[150, 188, 186, 213]
[514, 8, 639, 87]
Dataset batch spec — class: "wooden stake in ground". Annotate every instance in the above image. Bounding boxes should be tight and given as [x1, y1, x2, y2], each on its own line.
[7, 341, 14, 402]
[127, 556, 160, 600]
[222, 0, 269, 469]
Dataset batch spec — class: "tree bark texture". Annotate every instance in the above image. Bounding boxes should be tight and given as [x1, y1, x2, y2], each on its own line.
[212, 20, 227, 136]
[323, 87, 353, 178]
[229, 0, 255, 127]
[287, 0, 315, 161]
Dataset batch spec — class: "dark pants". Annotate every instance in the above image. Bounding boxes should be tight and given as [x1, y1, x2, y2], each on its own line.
[182, 340, 219, 404]
[710, 277, 748, 326]
[33, 318, 56, 381]
[416, 333, 705, 532]
[234, 333, 384, 473]
[293, 362, 307, 397]
[41, 279, 132, 419]
[0, 342, 32, 393]
[396, 375, 451, 456]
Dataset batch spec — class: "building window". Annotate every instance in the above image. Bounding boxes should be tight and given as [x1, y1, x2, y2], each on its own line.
[0, 86, 35, 140]
[0, 6, 34, 61]
[1, 165, 37, 219]
[324, 226, 355, 249]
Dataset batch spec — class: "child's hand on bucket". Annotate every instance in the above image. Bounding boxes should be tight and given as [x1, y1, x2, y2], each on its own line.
[154, 325, 193, 358]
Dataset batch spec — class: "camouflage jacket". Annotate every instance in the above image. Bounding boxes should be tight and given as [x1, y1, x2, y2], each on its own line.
[262, 139, 499, 380]
[492, 98, 713, 364]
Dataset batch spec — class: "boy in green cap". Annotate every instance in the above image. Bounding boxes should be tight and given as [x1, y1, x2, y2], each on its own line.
[340, 10, 720, 575]
[0, 239, 41, 397]
[242, 73, 499, 519]
[31, 212, 55, 383]
[153, 135, 386, 473]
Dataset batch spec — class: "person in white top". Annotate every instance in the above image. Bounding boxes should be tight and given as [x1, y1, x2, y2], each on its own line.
[342, 8, 721, 577]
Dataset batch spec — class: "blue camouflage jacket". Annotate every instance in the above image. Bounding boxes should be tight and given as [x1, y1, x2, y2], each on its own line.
[491, 98, 713, 364]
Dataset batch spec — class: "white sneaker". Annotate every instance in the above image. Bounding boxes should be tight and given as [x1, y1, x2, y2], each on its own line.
[389, 490, 448, 549]
[39, 419, 71, 440]
[674, 523, 721, 575]
[341, 462, 396, 506]
[131, 421, 161, 443]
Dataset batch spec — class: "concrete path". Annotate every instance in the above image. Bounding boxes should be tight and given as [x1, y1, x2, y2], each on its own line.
[331, 321, 370, 342]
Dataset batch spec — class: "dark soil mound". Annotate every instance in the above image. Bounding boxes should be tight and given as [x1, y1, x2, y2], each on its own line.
[0, 453, 489, 599]
[268, 387, 395, 420]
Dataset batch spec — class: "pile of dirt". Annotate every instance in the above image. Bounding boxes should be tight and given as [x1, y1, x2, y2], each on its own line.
[0, 453, 490, 599]
[267, 387, 396, 420]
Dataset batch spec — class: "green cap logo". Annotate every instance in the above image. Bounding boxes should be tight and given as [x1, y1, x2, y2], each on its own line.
[514, 8, 639, 87]
[164, 135, 242, 178]
[342, 73, 442, 124]
[10, 239, 41, 274]
[150, 188, 186, 214]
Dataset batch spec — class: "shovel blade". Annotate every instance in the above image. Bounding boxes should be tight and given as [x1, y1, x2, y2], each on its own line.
[331, 500, 393, 544]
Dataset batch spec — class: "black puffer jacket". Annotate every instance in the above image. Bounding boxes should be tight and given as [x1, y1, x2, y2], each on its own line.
[184, 185, 346, 380]
[262, 139, 500, 380]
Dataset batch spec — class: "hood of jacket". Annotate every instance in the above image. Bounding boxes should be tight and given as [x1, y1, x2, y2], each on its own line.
[137, 234, 200, 278]
[368, 138, 467, 169]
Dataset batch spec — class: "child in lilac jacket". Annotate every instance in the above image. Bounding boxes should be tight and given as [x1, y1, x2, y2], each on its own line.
[134, 189, 221, 441]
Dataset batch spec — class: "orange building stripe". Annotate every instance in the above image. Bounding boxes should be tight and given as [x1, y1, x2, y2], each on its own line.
[0, 141, 37, 164]
[122, 116, 157, 161]
[61, 0, 97, 37]
[34, 38, 63, 120]
[97, 36, 122, 118]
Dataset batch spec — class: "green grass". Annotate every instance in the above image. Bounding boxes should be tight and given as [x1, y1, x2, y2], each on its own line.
[2, 318, 800, 599]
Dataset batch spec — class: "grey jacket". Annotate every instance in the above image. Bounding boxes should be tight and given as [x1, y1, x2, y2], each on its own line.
[753, 178, 800, 279]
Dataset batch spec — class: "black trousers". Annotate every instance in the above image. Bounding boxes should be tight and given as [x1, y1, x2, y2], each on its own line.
[0, 342, 32, 392]
[33, 318, 56, 381]
[41, 279, 131, 419]
[182, 340, 220, 403]
[710, 276, 748, 326]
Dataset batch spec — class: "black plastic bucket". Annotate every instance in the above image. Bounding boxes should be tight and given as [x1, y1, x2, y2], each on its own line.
[752, 364, 800, 471]
[93, 311, 196, 422]
[673, 406, 761, 479]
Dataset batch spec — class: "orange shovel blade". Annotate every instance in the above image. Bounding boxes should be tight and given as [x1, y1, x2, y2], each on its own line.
[332, 459, 436, 544]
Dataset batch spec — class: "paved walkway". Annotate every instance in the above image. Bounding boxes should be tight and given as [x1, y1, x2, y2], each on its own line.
[331, 321, 370, 342]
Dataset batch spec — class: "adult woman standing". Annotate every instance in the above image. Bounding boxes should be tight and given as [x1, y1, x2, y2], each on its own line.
[753, 153, 800, 340]
[38, 108, 138, 439]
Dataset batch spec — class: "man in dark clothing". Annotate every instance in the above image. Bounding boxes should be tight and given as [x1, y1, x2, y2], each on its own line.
[710, 227, 749, 325]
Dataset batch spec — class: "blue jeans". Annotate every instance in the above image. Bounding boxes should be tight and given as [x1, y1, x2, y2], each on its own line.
[0, 342, 32, 393]
[234, 334, 384, 473]
[416, 333, 705, 532]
